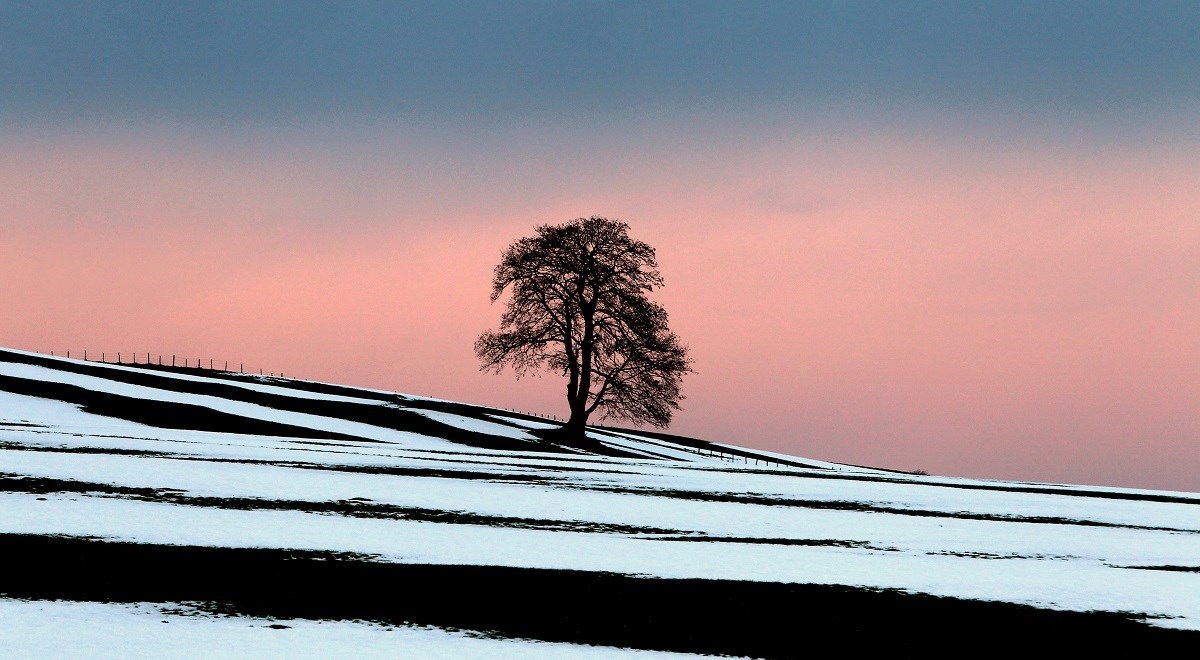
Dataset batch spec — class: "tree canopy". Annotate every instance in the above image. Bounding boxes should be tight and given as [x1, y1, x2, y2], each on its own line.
[475, 216, 692, 443]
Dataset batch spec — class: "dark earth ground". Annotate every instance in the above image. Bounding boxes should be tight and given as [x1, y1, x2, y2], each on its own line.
[1, 534, 1194, 658]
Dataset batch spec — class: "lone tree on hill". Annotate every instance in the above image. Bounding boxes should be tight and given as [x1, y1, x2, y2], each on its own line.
[476, 216, 692, 444]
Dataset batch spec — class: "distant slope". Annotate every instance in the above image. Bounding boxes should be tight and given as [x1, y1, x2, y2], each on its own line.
[0, 346, 840, 466]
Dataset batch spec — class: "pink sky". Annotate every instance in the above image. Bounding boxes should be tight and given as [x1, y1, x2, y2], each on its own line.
[2, 122, 1196, 491]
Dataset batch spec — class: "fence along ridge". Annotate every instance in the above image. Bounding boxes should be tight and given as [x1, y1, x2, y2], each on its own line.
[34, 349, 788, 469]
[40, 349, 289, 379]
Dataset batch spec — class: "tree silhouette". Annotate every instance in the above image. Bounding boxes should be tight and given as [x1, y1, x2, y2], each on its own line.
[476, 217, 692, 444]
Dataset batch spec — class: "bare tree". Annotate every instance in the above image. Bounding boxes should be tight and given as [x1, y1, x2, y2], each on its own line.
[476, 216, 692, 444]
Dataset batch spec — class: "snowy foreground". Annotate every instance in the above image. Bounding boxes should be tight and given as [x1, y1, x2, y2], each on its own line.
[1, 347, 1197, 657]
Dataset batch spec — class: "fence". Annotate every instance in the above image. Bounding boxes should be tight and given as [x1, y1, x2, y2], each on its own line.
[39, 349, 293, 380]
[611, 435, 795, 469]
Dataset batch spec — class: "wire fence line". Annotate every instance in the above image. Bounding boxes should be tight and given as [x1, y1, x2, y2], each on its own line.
[38, 349, 293, 379]
[33, 349, 789, 469]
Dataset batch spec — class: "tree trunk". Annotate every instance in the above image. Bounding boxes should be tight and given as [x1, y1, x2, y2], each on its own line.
[559, 400, 590, 445]
[550, 294, 596, 446]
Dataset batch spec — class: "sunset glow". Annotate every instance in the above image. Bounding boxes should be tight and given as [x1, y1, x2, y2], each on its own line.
[2, 2, 1197, 490]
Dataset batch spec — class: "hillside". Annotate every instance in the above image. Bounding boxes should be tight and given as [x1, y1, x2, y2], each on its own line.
[1, 346, 1197, 657]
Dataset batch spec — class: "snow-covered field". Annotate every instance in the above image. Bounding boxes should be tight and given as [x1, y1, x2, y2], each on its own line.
[1, 346, 1197, 656]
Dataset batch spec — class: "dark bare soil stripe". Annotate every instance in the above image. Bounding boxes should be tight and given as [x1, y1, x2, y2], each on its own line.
[0, 473, 686, 534]
[0, 374, 364, 441]
[590, 486, 1199, 534]
[0, 534, 1192, 657]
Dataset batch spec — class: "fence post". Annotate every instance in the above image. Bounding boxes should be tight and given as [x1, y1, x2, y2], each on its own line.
[67, 351, 70, 359]
[84, 350, 87, 361]
[117, 352, 121, 363]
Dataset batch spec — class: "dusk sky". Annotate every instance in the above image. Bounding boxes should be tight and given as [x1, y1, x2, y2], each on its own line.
[2, 1, 1197, 491]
